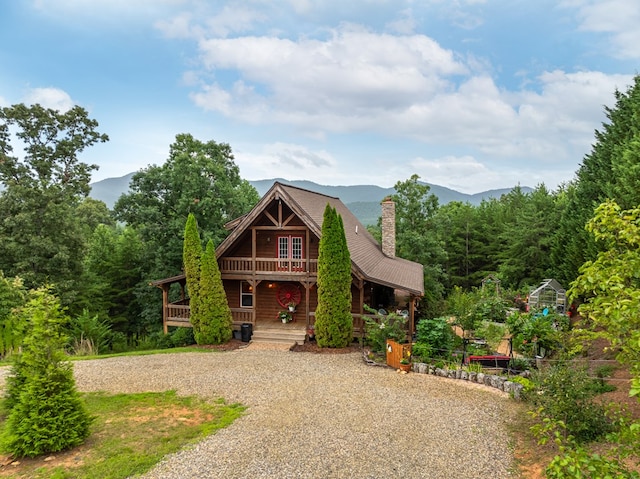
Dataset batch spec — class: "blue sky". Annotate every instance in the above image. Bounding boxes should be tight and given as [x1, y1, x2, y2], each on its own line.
[1, 0, 638, 193]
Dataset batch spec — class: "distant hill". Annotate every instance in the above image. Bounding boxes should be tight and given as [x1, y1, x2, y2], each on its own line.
[89, 173, 532, 225]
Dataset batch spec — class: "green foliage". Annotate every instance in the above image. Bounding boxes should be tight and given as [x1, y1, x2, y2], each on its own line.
[414, 316, 455, 359]
[551, 76, 640, 285]
[446, 286, 476, 332]
[315, 204, 353, 348]
[508, 376, 535, 398]
[169, 327, 195, 347]
[362, 306, 407, 353]
[570, 199, 640, 400]
[183, 213, 203, 336]
[2, 288, 92, 457]
[114, 134, 259, 319]
[198, 240, 233, 345]
[529, 362, 613, 444]
[0, 104, 108, 305]
[534, 416, 640, 479]
[474, 321, 507, 351]
[391, 174, 447, 315]
[68, 309, 112, 356]
[77, 224, 146, 338]
[0, 273, 27, 357]
[507, 310, 569, 357]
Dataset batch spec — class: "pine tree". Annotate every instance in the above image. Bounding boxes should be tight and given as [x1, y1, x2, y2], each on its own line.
[1, 288, 92, 457]
[315, 205, 353, 347]
[198, 240, 233, 344]
[183, 213, 203, 339]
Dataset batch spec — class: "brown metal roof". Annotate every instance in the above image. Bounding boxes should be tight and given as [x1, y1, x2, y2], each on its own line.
[217, 182, 424, 296]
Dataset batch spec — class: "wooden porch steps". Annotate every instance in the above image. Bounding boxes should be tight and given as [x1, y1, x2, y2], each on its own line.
[250, 326, 307, 345]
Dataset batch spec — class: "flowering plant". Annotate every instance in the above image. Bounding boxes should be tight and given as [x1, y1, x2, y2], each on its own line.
[278, 311, 293, 323]
[400, 350, 412, 364]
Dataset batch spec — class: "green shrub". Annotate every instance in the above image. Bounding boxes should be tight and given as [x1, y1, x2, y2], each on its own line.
[529, 362, 613, 443]
[362, 306, 407, 353]
[68, 309, 112, 355]
[170, 327, 195, 347]
[508, 375, 535, 399]
[0, 273, 27, 358]
[414, 316, 455, 359]
[2, 288, 92, 457]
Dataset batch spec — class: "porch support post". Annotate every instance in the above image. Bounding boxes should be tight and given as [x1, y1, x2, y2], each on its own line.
[162, 285, 169, 334]
[409, 295, 416, 339]
[252, 228, 257, 326]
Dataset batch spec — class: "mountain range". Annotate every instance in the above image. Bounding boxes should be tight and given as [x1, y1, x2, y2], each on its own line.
[89, 173, 531, 225]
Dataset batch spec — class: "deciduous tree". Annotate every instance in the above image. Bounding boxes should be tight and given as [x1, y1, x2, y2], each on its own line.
[0, 104, 108, 304]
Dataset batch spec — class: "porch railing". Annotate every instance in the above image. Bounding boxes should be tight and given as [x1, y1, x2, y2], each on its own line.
[166, 303, 373, 336]
[220, 257, 318, 274]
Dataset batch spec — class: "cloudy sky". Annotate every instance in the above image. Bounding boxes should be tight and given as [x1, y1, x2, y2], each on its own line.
[1, 1, 638, 193]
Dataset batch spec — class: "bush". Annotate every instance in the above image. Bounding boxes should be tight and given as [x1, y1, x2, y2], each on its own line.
[363, 306, 407, 353]
[170, 327, 195, 347]
[1, 288, 92, 457]
[529, 362, 613, 443]
[68, 309, 112, 355]
[507, 311, 569, 357]
[414, 316, 455, 359]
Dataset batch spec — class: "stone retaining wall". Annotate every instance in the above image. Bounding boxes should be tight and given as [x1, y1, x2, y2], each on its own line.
[411, 362, 525, 399]
[362, 351, 525, 399]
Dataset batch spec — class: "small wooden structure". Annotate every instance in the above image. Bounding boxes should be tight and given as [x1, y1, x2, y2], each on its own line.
[386, 339, 412, 370]
[528, 278, 567, 313]
[152, 182, 425, 341]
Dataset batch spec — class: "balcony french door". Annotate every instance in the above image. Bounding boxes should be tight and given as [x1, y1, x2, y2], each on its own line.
[277, 235, 303, 271]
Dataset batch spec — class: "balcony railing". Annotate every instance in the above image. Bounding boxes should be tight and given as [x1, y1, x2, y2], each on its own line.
[220, 257, 318, 274]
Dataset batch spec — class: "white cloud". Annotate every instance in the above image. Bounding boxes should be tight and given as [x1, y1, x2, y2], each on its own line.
[566, 0, 640, 59]
[23, 87, 75, 112]
[235, 143, 339, 184]
[191, 26, 467, 133]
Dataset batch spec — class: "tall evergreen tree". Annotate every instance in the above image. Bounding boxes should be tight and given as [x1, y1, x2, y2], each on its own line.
[315, 205, 352, 348]
[183, 213, 203, 339]
[198, 240, 233, 344]
[551, 75, 640, 285]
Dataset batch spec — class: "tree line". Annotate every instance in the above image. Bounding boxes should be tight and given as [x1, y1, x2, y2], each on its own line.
[1, 75, 640, 350]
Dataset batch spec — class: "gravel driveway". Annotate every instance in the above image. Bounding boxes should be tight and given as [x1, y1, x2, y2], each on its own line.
[23, 348, 516, 478]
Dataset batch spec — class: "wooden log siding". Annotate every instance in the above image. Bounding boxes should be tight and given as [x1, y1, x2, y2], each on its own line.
[219, 257, 318, 274]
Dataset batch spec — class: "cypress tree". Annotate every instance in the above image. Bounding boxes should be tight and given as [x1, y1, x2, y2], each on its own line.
[315, 205, 353, 347]
[183, 213, 203, 340]
[198, 239, 233, 344]
[2, 288, 92, 457]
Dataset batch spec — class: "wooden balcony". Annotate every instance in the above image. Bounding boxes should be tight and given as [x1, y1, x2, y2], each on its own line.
[219, 257, 318, 275]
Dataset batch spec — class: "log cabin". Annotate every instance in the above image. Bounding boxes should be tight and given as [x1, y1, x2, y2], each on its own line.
[151, 182, 424, 344]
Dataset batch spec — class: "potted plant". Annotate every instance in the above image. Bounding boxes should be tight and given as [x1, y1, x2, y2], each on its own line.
[399, 350, 412, 372]
[278, 311, 293, 323]
[287, 301, 297, 312]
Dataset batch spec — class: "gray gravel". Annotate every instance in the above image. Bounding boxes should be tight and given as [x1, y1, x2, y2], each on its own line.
[3, 349, 517, 478]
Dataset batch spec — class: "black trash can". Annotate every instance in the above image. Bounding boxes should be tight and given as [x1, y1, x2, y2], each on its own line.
[241, 323, 252, 342]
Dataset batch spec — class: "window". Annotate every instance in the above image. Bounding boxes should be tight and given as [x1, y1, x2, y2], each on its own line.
[240, 281, 253, 307]
[277, 235, 304, 271]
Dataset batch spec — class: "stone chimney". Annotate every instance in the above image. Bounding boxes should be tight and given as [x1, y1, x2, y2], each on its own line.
[381, 198, 396, 257]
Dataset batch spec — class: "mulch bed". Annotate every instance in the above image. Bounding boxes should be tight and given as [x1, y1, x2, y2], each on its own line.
[290, 342, 361, 354]
[188, 340, 362, 354]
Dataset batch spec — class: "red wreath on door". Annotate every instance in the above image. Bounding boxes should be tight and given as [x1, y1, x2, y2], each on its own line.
[276, 283, 301, 308]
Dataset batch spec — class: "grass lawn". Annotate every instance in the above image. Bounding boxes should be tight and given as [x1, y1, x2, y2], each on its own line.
[0, 390, 245, 479]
